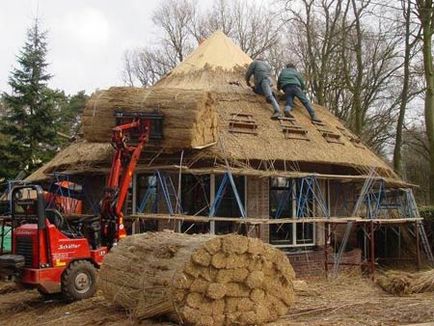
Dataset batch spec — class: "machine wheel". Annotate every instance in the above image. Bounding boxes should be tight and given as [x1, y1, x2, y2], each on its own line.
[61, 260, 97, 301]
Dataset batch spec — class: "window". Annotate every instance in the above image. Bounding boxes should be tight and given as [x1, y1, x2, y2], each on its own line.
[269, 178, 293, 246]
[136, 174, 158, 213]
[181, 175, 210, 215]
[180, 175, 210, 234]
[269, 177, 315, 248]
[134, 174, 158, 232]
[214, 175, 245, 234]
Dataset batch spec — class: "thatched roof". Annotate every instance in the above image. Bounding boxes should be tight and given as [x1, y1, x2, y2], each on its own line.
[27, 31, 398, 181]
[27, 142, 112, 181]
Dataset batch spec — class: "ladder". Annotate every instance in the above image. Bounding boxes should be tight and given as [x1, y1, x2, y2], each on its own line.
[417, 222, 434, 263]
[406, 189, 434, 263]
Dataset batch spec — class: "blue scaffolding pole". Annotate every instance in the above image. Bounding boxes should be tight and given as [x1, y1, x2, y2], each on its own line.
[209, 172, 246, 218]
[364, 179, 385, 219]
[137, 185, 156, 213]
[136, 171, 182, 215]
[296, 176, 329, 218]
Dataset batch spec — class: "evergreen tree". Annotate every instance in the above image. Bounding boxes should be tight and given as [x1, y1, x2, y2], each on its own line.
[0, 20, 60, 180]
[60, 91, 88, 138]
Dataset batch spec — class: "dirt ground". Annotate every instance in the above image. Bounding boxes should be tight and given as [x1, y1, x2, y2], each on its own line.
[0, 274, 433, 326]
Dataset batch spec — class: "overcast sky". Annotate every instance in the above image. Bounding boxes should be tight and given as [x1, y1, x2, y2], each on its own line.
[0, 0, 199, 95]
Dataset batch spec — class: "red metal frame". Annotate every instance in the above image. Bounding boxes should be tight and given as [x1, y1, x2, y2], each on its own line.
[101, 118, 152, 247]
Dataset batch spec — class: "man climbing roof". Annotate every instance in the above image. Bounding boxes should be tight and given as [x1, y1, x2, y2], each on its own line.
[277, 63, 321, 122]
[245, 58, 282, 119]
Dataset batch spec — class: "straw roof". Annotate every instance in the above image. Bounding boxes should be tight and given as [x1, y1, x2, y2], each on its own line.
[167, 31, 252, 75]
[204, 93, 395, 177]
[27, 142, 112, 181]
[27, 31, 399, 181]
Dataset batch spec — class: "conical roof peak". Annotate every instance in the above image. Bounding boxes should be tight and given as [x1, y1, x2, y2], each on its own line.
[170, 31, 252, 75]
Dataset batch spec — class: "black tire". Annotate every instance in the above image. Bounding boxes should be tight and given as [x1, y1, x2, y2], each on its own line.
[61, 260, 97, 301]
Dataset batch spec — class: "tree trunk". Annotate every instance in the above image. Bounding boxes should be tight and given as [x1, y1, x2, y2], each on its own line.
[418, 0, 434, 203]
[393, 0, 412, 174]
[351, 0, 364, 136]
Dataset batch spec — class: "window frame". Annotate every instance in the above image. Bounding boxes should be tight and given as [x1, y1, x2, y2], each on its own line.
[269, 177, 316, 248]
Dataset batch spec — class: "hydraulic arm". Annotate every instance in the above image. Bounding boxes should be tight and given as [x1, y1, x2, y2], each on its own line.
[100, 112, 162, 247]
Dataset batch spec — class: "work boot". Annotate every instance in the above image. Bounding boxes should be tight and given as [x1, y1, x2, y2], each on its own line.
[284, 110, 294, 118]
[311, 116, 322, 123]
[271, 111, 282, 119]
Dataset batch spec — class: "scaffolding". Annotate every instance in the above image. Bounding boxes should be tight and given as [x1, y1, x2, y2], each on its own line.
[11, 159, 431, 277]
[328, 171, 433, 277]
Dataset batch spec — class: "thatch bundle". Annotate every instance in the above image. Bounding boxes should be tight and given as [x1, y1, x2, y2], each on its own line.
[376, 270, 434, 296]
[99, 231, 295, 325]
[82, 87, 217, 149]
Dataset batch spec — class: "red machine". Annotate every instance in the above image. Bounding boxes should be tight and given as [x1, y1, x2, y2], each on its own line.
[0, 112, 162, 300]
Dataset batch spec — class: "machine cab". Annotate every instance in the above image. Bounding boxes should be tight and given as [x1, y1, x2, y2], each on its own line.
[0, 185, 106, 283]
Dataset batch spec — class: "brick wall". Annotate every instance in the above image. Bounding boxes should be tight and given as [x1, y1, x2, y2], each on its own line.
[246, 176, 269, 243]
[287, 248, 362, 278]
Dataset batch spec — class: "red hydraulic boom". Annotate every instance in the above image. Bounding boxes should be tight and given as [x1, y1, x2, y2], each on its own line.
[100, 111, 163, 248]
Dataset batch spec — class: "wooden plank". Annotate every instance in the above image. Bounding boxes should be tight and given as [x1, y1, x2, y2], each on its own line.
[124, 213, 422, 225]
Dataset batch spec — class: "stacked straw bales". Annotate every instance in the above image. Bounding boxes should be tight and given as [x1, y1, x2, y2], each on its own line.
[99, 232, 295, 325]
[83, 87, 217, 149]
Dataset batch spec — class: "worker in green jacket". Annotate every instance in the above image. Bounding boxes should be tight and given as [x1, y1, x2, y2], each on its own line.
[277, 63, 320, 122]
[245, 59, 282, 119]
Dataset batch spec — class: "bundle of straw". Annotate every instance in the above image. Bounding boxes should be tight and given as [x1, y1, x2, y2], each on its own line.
[376, 269, 434, 296]
[99, 231, 295, 325]
[82, 87, 217, 149]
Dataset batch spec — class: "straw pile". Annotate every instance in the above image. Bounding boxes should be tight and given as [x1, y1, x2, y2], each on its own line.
[99, 231, 295, 325]
[82, 87, 217, 149]
[376, 270, 434, 296]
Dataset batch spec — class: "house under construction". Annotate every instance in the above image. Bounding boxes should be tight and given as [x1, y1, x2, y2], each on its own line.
[27, 31, 432, 276]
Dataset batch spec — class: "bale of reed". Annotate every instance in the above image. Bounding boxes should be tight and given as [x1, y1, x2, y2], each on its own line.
[82, 87, 217, 149]
[376, 269, 434, 296]
[99, 231, 295, 325]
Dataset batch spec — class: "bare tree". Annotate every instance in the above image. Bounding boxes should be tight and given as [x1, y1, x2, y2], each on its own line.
[280, 0, 404, 152]
[121, 0, 199, 87]
[402, 124, 430, 203]
[121, 48, 173, 87]
[393, 0, 422, 174]
[282, 0, 346, 106]
[122, 0, 283, 87]
[196, 0, 281, 59]
[152, 0, 198, 62]
[414, 0, 434, 203]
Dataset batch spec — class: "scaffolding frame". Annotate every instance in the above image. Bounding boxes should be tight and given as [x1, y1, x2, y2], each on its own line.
[15, 152, 431, 277]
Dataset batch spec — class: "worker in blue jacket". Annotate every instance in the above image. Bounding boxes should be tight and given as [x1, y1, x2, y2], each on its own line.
[277, 63, 321, 122]
[245, 58, 282, 119]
